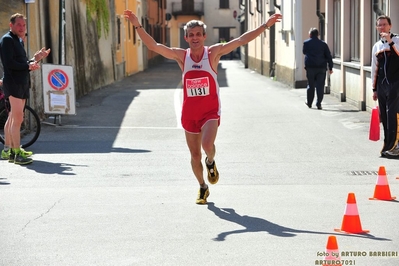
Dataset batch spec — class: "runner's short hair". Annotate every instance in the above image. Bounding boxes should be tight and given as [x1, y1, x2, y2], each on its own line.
[184, 20, 207, 37]
[10, 13, 26, 24]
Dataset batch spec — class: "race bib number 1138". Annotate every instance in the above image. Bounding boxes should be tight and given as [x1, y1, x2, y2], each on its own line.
[186, 77, 210, 97]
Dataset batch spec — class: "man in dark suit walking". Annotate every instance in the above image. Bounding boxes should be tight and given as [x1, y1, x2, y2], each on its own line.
[303, 28, 333, 110]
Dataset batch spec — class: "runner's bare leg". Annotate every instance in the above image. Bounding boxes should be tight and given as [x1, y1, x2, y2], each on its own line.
[201, 120, 218, 163]
[185, 131, 205, 185]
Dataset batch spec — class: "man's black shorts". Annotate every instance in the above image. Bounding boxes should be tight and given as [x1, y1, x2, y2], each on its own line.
[2, 82, 29, 99]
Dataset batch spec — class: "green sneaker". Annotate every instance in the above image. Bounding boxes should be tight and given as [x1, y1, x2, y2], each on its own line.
[13, 149, 33, 165]
[205, 157, 219, 185]
[20, 147, 33, 157]
[8, 150, 15, 163]
[196, 186, 210, 205]
[1, 149, 10, 160]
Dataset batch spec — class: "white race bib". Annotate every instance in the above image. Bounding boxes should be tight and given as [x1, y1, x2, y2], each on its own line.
[186, 77, 210, 97]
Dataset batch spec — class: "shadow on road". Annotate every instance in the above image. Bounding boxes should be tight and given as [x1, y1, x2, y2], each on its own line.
[0, 177, 10, 185]
[207, 202, 391, 242]
[24, 160, 86, 175]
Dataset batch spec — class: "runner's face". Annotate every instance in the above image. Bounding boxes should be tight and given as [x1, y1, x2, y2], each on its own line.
[10, 17, 26, 39]
[185, 26, 206, 49]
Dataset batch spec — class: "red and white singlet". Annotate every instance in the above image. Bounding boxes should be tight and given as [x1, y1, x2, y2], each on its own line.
[181, 47, 221, 122]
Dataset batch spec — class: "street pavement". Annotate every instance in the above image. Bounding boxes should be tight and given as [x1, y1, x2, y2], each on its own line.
[1, 59, 399, 266]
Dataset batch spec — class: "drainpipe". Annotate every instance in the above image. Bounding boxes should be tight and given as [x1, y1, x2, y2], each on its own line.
[244, 0, 248, 68]
[373, 0, 384, 16]
[59, 0, 65, 65]
[270, 0, 280, 78]
[268, 10, 276, 78]
[260, 9, 264, 76]
[316, 0, 325, 40]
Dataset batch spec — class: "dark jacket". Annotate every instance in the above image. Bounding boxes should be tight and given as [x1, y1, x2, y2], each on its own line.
[303, 36, 333, 70]
[0, 31, 30, 85]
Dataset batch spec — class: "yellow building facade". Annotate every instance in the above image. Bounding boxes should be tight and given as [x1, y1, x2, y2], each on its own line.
[114, 0, 168, 74]
[114, 0, 140, 76]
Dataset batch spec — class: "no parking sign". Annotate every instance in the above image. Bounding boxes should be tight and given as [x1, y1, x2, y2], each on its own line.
[42, 64, 76, 115]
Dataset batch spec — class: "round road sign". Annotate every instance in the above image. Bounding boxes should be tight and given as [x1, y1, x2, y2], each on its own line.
[48, 69, 69, 91]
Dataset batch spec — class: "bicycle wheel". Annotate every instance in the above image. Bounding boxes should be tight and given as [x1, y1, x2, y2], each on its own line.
[0, 105, 7, 145]
[0, 105, 41, 148]
[20, 105, 41, 148]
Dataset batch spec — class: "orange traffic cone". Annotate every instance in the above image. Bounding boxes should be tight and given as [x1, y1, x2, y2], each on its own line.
[322, 236, 341, 266]
[369, 166, 396, 201]
[334, 193, 369, 234]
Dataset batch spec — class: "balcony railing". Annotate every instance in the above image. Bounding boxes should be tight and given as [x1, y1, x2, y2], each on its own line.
[171, 2, 204, 17]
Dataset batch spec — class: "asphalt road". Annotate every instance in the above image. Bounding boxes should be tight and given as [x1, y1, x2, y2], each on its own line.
[1, 60, 398, 266]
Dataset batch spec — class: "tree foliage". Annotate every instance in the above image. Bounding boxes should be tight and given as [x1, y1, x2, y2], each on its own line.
[84, 0, 110, 38]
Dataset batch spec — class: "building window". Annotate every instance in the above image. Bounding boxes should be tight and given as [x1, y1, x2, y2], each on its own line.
[128, 21, 131, 40]
[218, 27, 230, 43]
[133, 24, 136, 45]
[117, 17, 121, 50]
[350, 0, 360, 62]
[220, 0, 229, 9]
[165, 26, 169, 46]
[145, 18, 149, 36]
[333, 0, 341, 58]
[256, 0, 262, 13]
[155, 26, 160, 43]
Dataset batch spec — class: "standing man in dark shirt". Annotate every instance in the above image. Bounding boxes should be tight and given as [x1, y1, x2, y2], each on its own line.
[303, 28, 333, 110]
[0, 13, 50, 164]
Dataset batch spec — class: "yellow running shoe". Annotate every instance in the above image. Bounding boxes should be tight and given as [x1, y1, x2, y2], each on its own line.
[205, 157, 219, 185]
[196, 187, 210, 205]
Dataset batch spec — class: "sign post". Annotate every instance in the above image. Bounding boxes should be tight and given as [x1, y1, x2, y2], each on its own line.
[42, 64, 76, 124]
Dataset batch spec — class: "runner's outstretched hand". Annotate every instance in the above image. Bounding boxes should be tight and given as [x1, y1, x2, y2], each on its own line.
[124, 10, 141, 28]
[264, 13, 282, 28]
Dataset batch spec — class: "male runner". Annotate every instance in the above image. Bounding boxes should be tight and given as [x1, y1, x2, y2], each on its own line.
[124, 10, 282, 204]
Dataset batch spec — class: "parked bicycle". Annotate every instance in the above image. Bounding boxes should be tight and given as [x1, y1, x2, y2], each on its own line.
[0, 89, 41, 148]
